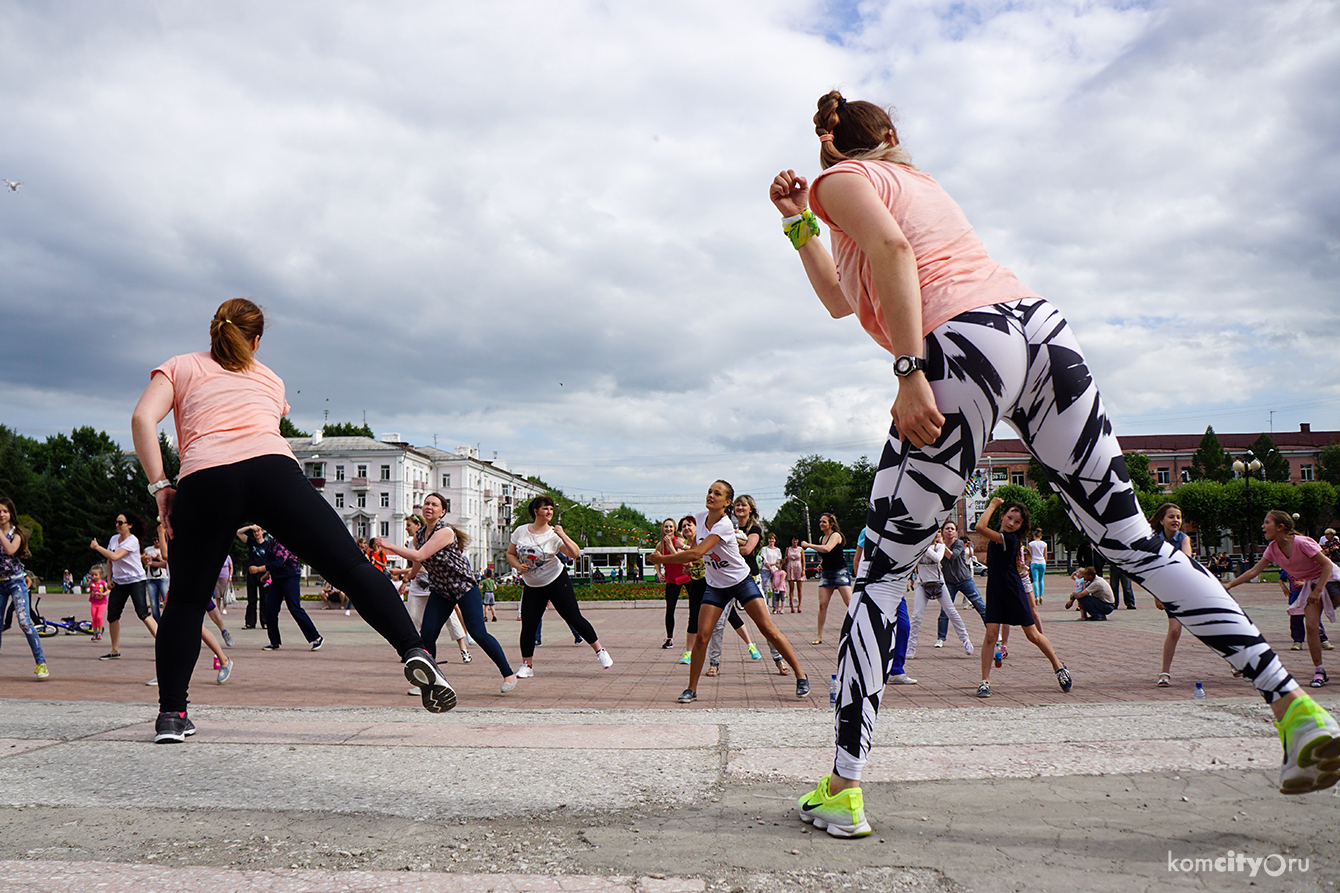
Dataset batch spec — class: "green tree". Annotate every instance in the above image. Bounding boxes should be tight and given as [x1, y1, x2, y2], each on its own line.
[279, 417, 311, 438]
[984, 484, 1046, 532]
[321, 421, 375, 439]
[1026, 456, 1054, 496]
[1188, 426, 1232, 483]
[1040, 494, 1082, 551]
[1170, 480, 1229, 553]
[1317, 443, 1340, 487]
[783, 455, 863, 544]
[1295, 482, 1339, 538]
[1250, 433, 1291, 482]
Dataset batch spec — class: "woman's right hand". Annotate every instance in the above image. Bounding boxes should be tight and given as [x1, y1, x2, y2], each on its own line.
[770, 169, 809, 217]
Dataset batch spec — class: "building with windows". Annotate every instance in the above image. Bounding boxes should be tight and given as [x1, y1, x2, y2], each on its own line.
[286, 434, 545, 573]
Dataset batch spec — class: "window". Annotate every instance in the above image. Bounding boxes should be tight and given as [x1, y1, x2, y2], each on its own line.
[357, 493, 366, 508]
[380, 492, 390, 508]
[335, 492, 344, 508]
[1010, 471, 1025, 486]
[1302, 464, 1314, 482]
[1180, 469, 1191, 483]
[379, 521, 390, 537]
[380, 465, 391, 481]
[442, 473, 450, 488]
[335, 465, 345, 481]
[446, 498, 452, 513]
[357, 464, 367, 478]
[356, 519, 368, 538]
[503, 483, 511, 496]
[1156, 468, 1171, 486]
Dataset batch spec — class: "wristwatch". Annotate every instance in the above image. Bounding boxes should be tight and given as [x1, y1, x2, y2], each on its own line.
[147, 478, 172, 496]
[892, 355, 926, 378]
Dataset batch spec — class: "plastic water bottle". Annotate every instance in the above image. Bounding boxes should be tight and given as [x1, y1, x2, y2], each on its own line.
[1193, 682, 1206, 701]
[830, 674, 839, 706]
[993, 645, 1003, 668]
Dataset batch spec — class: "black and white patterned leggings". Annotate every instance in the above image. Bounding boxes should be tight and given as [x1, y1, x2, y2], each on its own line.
[833, 298, 1296, 780]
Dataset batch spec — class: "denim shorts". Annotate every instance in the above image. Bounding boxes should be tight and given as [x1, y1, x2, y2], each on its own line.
[819, 568, 852, 589]
[702, 576, 764, 610]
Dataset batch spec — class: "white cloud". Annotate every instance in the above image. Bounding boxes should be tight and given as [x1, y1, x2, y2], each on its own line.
[2, 0, 1337, 522]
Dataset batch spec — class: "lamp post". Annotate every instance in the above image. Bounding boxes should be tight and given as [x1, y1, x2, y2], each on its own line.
[1232, 451, 1263, 569]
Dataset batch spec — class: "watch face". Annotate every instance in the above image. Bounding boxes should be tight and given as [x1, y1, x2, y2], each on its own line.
[895, 356, 912, 375]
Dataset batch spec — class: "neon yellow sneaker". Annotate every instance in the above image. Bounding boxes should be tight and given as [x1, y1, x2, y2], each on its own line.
[34, 663, 49, 680]
[796, 774, 872, 838]
[1276, 693, 1340, 794]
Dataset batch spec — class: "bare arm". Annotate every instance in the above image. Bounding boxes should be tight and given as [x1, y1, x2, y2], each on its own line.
[505, 542, 527, 575]
[769, 170, 851, 319]
[1225, 556, 1271, 590]
[975, 498, 1004, 545]
[651, 534, 722, 565]
[802, 534, 842, 554]
[132, 372, 177, 537]
[377, 527, 454, 564]
[552, 524, 581, 561]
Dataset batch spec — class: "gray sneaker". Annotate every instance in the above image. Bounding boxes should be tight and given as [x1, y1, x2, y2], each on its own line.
[221, 629, 234, 648]
[217, 658, 233, 684]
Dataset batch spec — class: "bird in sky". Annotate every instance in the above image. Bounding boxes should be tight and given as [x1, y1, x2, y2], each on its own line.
[3, 180, 20, 192]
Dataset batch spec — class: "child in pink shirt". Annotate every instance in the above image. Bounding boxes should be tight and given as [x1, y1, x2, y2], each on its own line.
[88, 566, 109, 641]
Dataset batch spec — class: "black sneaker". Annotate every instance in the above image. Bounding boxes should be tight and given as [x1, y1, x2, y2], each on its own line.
[677, 689, 697, 703]
[796, 677, 811, 698]
[403, 647, 457, 713]
[1056, 665, 1073, 693]
[262, 643, 280, 651]
[154, 711, 196, 744]
[310, 636, 324, 651]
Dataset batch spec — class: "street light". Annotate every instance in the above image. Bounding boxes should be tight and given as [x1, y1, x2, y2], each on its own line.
[1232, 451, 1263, 568]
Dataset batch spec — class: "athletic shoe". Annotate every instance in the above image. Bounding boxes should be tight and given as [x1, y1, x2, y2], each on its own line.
[310, 636, 324, 651]
[221, 629, 234, 647]
[597, 648, 614, 670]
[889, 673, 917, 685]
[153, 711, 196, 744]
[501, 677, 517, 693]
[145, 677, 157, 686]
[963, 640, 974, 656]
[406, 686, 420, 696]
[934, 640, 944, 648]
[402, 647, 457, 713]
[574, 635, 583, 645]
[1276, 693, 1340, 794]
[677, 688, 697, 703]
[344, 609, 351, 616]
[99, 652, 121, 660]
[796, 775, 872, 838]
[796, 677, 810, 698]
[1056, 665, 1073, 693]
[34, 663, 48, 680]
[217, 659, 232, 684]
[662, 637, 674, 649]
[1326, 641, 1336, 651]
[679, 651, 691, 664]
[516, 665, 534, 678]
[976, 680, 991, 698]
[461, 651, 472, 663]
[262, 643, 280, 651]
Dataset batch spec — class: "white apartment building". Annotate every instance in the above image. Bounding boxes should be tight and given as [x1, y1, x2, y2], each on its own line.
[287, 434, 544, 573]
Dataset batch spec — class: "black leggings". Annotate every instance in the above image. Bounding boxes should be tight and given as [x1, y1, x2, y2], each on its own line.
[157, 454, 422, 713]
[519, 569, 597, 660]
[663, 580, 685, 638]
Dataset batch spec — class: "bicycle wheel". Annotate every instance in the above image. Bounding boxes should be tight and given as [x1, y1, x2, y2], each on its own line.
[74, 619, 94, 635]
[36, 620, 60, 638]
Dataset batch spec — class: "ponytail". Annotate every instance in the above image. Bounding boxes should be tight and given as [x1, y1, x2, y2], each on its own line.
[210, 298, 265, 372]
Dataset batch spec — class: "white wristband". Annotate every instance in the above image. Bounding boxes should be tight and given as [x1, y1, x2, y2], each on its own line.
[147, 479, 172, 496]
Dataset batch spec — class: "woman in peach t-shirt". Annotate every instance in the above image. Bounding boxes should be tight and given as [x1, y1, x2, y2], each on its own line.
[131, 298, 456, 743]
[773, 91, 1334, 835]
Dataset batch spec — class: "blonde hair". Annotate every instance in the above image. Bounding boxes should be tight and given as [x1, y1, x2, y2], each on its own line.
[814, 91, 916, 171]
[210, 298, 265, 372]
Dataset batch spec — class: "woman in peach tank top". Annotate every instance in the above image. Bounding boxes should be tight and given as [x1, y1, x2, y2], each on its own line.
[776, 91, 1333, 837]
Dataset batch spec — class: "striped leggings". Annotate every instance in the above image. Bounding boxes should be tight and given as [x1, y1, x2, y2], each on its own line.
[833, 298, 1296, 780]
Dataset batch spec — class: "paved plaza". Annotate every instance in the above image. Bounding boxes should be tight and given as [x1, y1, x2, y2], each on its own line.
[1, 581, 1336, 892]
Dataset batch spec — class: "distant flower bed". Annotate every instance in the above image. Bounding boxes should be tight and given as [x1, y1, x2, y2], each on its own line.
[495, 582, 664, 601]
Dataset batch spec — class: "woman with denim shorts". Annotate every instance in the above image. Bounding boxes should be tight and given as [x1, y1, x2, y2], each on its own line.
[803, 513, 852, 645]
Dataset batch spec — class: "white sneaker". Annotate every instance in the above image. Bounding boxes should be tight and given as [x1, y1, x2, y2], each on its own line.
[516, 665, 534, 678]
[597, 649, 614, 670]
[344, 609, 351, 616]
[406, 685, 421, 696]
[889, 673, 918, 685]
[963, 640, 974, 656]
[501, 677, 517, 693]
[934, 640, 944, 648]
[145, 677, 158, 686]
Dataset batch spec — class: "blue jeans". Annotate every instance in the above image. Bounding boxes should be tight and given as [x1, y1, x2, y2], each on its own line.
[422, 585, 512, 677]
[146, 578, 169, 622]
[264, 575, 320, 646]
[0, 574, 45, 664]
[890, 596, 910, 675]
[938, 577, 986, 641]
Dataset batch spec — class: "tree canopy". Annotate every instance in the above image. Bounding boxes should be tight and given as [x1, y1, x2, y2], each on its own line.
[320, 421, 375, 439]
[1188, 426, 1232, 483]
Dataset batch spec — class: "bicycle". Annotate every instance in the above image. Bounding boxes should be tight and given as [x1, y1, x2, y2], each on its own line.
[31, 597, 94, 638]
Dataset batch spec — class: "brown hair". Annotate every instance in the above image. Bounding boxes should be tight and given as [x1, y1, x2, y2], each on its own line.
[814, 91, 916, 171]
[1151, 503, 1182, 531]
[1265, 510, 1295, 535]
[0, 497, 30, 559]
[422, 493, 470, 550]
[210, 298, 265, 372]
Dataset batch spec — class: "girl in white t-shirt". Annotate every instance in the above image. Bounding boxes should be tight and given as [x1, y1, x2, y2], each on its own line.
[505, 495, 611, 677]
[648, 479, 808, 704]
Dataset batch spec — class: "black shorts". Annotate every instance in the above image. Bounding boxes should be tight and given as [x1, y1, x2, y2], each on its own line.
[107, 579, 150, 623]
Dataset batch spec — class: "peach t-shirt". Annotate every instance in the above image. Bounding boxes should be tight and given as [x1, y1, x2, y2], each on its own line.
[151, 352, 296, 480]
[809, 160, 1035, 352]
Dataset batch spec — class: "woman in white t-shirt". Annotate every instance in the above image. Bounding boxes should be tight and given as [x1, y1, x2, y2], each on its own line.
[90, 511, 157, 660]
[1027, 530, 1048, 605]
[648, 479, 808, 704]
[506, 495, 611, 677]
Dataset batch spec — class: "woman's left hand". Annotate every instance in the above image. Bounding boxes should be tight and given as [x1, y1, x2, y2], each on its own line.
[770, 169, 809, 217]
[891, 374, 945, 448]
[89, 539, 100, 552]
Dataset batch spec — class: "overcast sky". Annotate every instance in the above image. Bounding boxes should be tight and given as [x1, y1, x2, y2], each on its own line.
[3, 0, 1338, 522]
